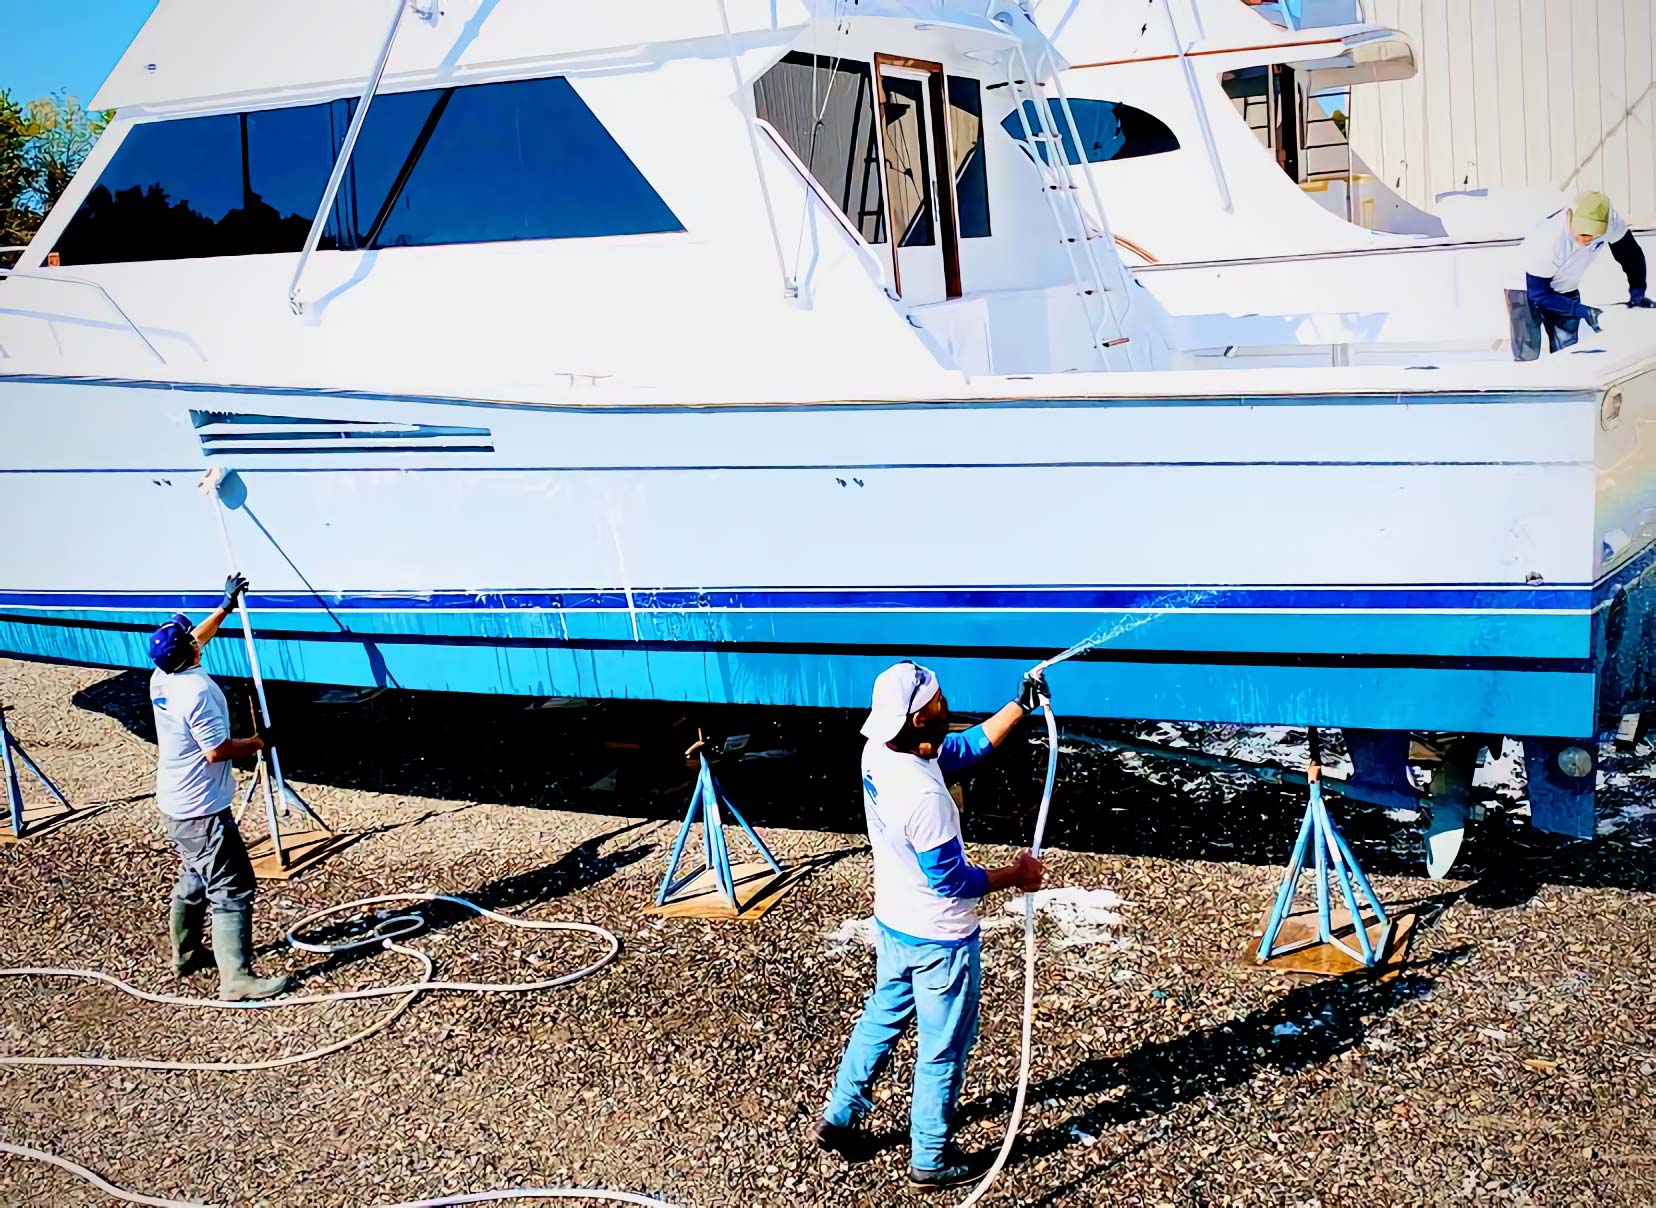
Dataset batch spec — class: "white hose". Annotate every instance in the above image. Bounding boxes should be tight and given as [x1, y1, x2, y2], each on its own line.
[0, 1143, 202, 1208]
[956, 685, 1062, 1207]
[0, 893, 678, 1208]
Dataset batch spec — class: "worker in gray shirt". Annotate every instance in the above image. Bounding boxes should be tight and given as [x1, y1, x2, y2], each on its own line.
[147, 574, 289, 1001]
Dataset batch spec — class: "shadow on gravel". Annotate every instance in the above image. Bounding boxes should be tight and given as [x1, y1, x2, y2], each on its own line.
[282, 819, 661, 979]
[979, 950, 1470, 1203]
[75, 672, 1656, 900]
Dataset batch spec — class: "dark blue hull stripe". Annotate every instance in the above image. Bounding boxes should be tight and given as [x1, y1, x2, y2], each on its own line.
[0, 584, 1599, 611]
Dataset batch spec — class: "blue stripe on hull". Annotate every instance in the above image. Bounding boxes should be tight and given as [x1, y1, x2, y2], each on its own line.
[0, 602, 1590, 660]
[0, 583, 1599, 610]
[0, 609, 1597, 736]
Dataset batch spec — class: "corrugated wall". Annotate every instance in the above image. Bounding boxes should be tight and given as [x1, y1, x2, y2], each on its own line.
[1357, 0, 1656, 223]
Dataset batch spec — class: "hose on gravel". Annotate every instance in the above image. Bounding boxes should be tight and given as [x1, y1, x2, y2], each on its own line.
[0, 893, 680, 1208]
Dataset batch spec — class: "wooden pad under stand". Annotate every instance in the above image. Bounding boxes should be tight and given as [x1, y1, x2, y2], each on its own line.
[1242, 904, 1419, 982]
[245, 825, 357, 880]
[645, 860, 805, 923]
[0, 801, 113, 846]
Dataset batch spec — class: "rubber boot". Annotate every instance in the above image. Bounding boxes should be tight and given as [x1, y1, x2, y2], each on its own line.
[169, 901, 211, 979]
[211, 910, 291, 1002]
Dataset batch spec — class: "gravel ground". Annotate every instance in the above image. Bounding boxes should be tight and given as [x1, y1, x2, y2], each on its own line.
[1, 656, 1653, 1208]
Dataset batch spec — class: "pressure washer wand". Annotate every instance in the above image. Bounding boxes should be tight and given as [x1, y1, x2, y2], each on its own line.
[199, 469, 287, 850]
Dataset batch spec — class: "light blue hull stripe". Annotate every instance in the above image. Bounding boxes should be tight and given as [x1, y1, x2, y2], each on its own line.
[0, 606, 1599, 737]
[0, 602, 1589, 660]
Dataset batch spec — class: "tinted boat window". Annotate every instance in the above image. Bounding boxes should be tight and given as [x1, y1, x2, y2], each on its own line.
[946, 76, 990, 239]
[356, 77, 682, 249]
[53, 77, 680, 264]
[754, 52, 886, 243]
[1001, 98, 1179, 165]
[53, 104, 337, 264]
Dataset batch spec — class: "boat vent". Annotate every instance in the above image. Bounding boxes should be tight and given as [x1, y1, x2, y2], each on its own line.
[190, 411, 494, 457]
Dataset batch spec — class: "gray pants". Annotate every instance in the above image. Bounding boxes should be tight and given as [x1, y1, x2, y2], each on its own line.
[164, 808, 256, 915]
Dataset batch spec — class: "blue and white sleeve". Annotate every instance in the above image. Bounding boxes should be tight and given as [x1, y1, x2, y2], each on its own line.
[908, 790, 989, 899]
[938, 725, 993, 778]
[915, 837, 991, 899]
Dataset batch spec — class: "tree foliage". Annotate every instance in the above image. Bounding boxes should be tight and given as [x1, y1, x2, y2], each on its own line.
[0, 90, 112, 251]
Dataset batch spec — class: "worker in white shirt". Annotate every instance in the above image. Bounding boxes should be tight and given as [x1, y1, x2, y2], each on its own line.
[148, 575, 290, 1002]
[811, 660, 1046, 1191]
[1521, 191, 1654, 354]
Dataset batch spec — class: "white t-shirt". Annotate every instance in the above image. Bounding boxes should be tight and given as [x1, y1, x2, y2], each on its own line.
[1522, 206, 1630, 293]
[150, 667, 235, 820]
[861, 737, 980, 942]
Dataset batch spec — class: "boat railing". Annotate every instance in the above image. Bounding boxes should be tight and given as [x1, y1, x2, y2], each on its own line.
[988, 2, 1137, 369]
[0, 267, 167, 364]
[287, 0, 413, 315]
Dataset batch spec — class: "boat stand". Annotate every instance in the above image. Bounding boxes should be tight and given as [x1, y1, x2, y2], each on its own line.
[236, 756, 351, 879]
[1248, 729, 1415, 979]
[0, 701, 82, 843]
[647, 734, 795, 922]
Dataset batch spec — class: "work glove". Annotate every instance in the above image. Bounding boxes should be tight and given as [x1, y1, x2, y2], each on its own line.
[1581, 305, 1604, 334]
[220, 572, 250, 613]
[1630, 289, 1656, 309]
[1018, 669, 1048, 714]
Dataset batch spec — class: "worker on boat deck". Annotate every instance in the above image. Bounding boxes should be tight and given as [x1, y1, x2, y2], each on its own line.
[1520, 191, 1654, 354]
[147, 575, 290, 1002]
[812, 660, 1046, 1191]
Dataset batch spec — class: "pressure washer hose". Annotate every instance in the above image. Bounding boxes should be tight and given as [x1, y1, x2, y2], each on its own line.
[955, 675, 1063, 1208]
[0, 894, 681, 1208]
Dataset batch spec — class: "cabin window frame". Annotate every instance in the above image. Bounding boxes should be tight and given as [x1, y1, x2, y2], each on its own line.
[51, 75, 684, 266]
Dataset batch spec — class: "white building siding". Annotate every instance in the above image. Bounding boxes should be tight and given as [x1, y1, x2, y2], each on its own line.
[1358, 0, 1656, 224]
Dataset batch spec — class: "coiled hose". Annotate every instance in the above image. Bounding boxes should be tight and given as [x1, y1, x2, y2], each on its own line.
[0, 893, 680, 1208]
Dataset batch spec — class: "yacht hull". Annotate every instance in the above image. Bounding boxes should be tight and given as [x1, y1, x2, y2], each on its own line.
[2, 373, 1646, 738]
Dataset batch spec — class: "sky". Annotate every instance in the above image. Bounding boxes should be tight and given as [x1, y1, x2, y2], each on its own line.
[0, 0, 157, 107]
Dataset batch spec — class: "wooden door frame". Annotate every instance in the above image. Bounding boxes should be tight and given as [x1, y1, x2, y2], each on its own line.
[872, 53, 963, 300]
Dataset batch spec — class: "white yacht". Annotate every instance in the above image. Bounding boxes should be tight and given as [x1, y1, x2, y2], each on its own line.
[0, 0, 1650, 862]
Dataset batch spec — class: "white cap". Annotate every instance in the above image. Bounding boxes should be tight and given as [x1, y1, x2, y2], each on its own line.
[860, 661, 939, 743]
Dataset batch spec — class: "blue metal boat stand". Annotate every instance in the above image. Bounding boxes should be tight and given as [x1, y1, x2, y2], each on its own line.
[1254, 728, 1396, 971]
[654, 734, 785, 913]
[222, 675, 340, 877]
[1, 701, 73, 841]
[234, 755, 349, 880]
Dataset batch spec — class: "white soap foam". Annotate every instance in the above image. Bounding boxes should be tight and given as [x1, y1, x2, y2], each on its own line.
[823, 916, 877, 955]
[1003, 887, 1132, 949]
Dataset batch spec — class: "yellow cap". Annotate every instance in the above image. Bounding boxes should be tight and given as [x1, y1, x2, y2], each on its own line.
[1571, 191, 1611, 238]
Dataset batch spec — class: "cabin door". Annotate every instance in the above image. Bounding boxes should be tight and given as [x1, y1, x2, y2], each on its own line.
[874, 56, 962, 304]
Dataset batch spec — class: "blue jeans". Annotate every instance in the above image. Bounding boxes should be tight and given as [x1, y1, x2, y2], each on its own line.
[824, 923, 982, 1170]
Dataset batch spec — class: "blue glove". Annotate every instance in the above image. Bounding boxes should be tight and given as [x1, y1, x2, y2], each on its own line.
[220, 572, 249, 613]
[1630, 289, 1656, 309]
[1018, 669, 1048, 714]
